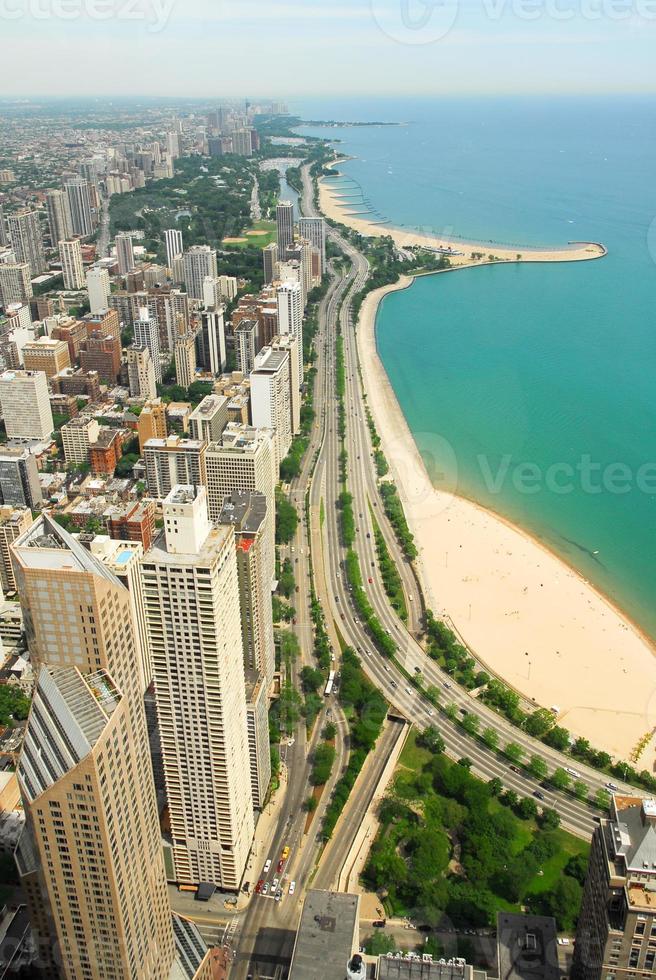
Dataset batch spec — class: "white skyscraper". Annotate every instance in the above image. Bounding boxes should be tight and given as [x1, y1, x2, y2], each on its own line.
[298, 216, 326, 275]
[141, 485, 254, 889]
[86, 266, 111, 313]
[127, 344, 157, 400]
[276, 201, 294, 257]
[134, 307, 162, 382]
[0, 370, 54, 441]
[164, 228, 183, 269]
[115, 232, 136, 275]
[166, 132, 180, 160]
[197, 309, 226, 375]
[0, 263, 32, 307]
[45, 189, 73, 246]
[277, 280, 303, 382]
[59, 239, 85, 290]
[7, 211, 46, 277]
[250, 346, 293, 469]
[183, 246, 218, 301]
[64, 177, 94, 238]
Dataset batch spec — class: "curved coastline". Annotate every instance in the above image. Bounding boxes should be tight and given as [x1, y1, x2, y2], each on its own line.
[320, 167, 607, 265]
[356, 273, 656, 764]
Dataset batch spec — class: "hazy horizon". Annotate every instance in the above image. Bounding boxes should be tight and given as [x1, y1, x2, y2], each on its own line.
[2, 0, 655, 99]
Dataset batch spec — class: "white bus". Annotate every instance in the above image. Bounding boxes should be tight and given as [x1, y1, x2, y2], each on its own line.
[324, 670, 336, 697]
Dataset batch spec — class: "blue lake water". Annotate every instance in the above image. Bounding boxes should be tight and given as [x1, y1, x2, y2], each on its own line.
[295, 96, 656, 638]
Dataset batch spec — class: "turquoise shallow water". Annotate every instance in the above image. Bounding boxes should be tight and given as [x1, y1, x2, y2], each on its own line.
[296, 97, 656, 639]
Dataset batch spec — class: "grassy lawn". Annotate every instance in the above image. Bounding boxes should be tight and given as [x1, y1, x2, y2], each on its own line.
[222, 219, 276, 249]
[397, 729, 432, 772]
[527, 829, 590, 896]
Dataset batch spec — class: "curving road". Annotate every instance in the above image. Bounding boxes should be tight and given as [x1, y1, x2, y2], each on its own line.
[299, 164, 633, 842]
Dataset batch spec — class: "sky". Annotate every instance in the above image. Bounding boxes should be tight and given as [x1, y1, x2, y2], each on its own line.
[2, 0, 656, 98]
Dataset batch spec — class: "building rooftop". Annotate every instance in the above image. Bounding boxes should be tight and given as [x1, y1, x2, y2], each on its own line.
[188, 394, 228, 419]
[288, 890, 359, 980]
[218, 490, 267, 535]
[496, 913, 559, 980]
[144, 435, 204, 452]
[378, 956, 470, 980]
[252, 348, 288, 375]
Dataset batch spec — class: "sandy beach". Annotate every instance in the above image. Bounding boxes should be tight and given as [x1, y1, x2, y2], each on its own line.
[357, 277, 656, 764]
[320, 171, 606, 266]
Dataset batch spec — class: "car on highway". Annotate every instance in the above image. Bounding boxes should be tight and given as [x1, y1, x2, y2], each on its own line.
[263, 859, 271, 873]
[443, 682, 451, 689]
[391, 681, 397, 688]
[534, 790, 545, 800]
[275, 890, 283, 902]
[289, 881, 296, 896]
[509, 765, 521, 773]
[341, 613, 345, 621]
[368, 577, 373, 584]
[281, 846, 290, 861]
[565, 767, 581, 778]
[255, 879, 264, 894]
[262, 881, 270, 895]
[372, 919, 386, 928]
[605, 781, 619, 791]
[405, 687, 412, 695]
[414, 666, 421, 674]
[272, 878, 279, 890]
[277, 859, 284, 873]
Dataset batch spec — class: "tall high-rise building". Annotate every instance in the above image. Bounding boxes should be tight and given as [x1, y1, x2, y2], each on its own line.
[573, 795, 656, 980]
[166, 132, 180, 160]
[137, 398, 167, 453]
[0, 505, 31, 592]
[276, 201, 294, 257]
[7, 210, 46, 277]
[0, 263, 33, 306]
[235, 319, 258, 376]
[127, 345, 157, 400]
[299, 216, 326, 276]
[196, 308, 226, 375]
[143, 435, 206, 499]
[188, 394, 229, 444]
[0, 205, 7, 247]
[59, 239, 85, 290]
[174, 330, 197, 389]
[164, 228, 183, 269]
[45, 189, 73, 246]
[115, 232, 136, 275]
[0, 448, 42, 509]
[61, 415, 100, 466]
[250, 346, 293, 469]
[0, 370, 53, 441]
[232, 128, 253, 156]
[271, 332, 301, 434]
[262, 242, 279, 285]
[140, 485, 254, 888]
[12, 517, 178, 979]
[64, 177, 94, 238]
[134, 307, 162, 382]
[182, 246, 217, 301]
[205, 424, 276, 583]
[86, 266, 111, 314]
[277, 280, 303, 382]
[218, 490, 275, 686]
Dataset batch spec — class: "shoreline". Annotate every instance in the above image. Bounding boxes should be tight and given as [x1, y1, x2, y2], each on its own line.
[356, 274, 656, 764]
[320, 165, 607, 266]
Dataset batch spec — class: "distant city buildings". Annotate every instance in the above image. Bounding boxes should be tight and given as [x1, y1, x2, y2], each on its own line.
[86, 266, 111, 313]
[165, 228, 183, 269]
[115, 232, 136, 275]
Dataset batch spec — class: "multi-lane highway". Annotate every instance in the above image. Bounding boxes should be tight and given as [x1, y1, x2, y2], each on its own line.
[299, 164, 633, 842]
[229, 161, 629, 975]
